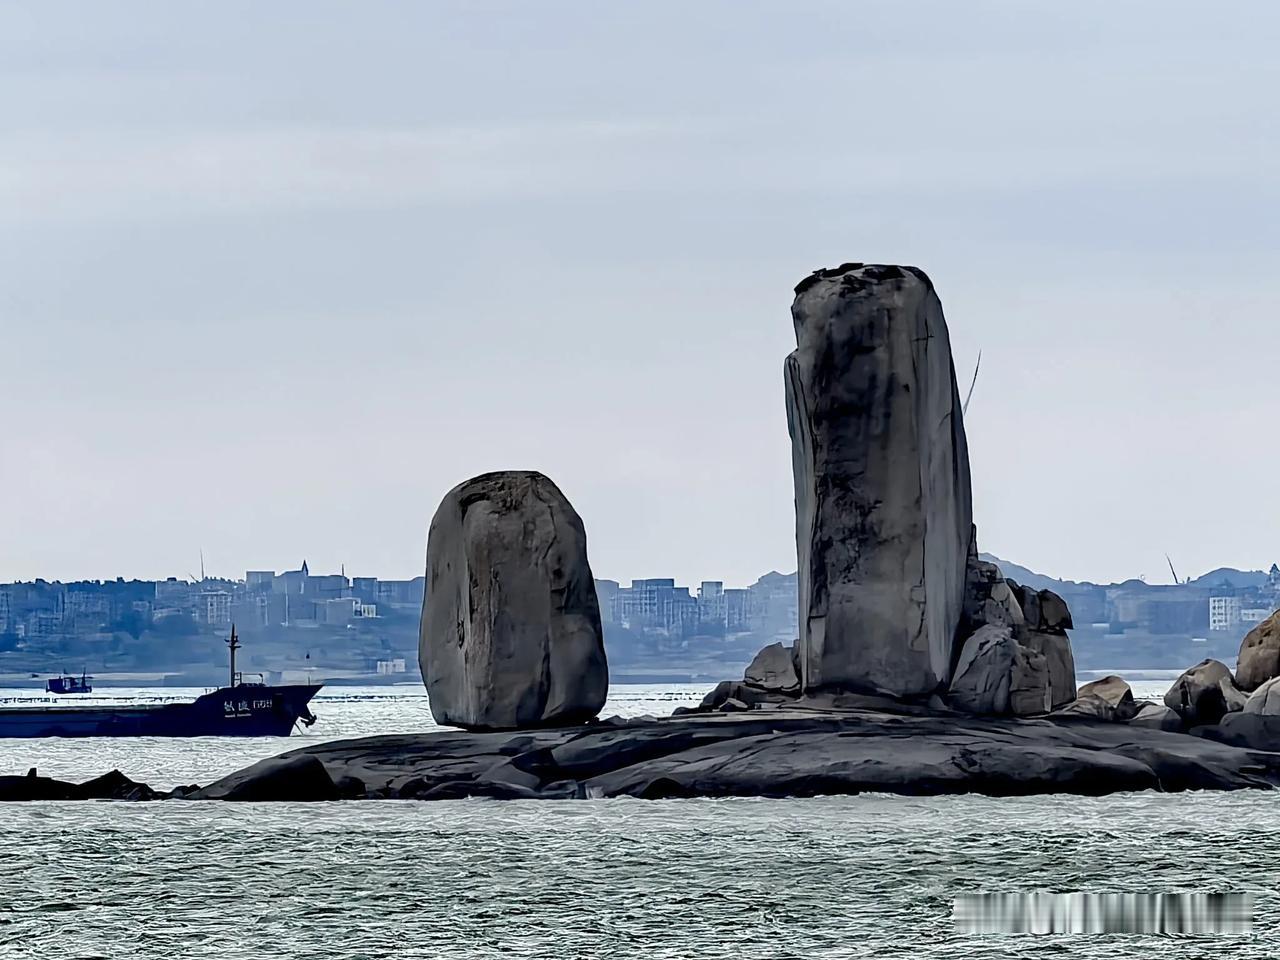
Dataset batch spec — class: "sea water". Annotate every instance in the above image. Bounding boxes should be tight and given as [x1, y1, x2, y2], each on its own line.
[2, 682, 1276, 960]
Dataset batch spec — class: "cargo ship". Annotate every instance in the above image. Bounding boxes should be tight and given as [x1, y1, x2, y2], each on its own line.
[0, 627, 321, 739]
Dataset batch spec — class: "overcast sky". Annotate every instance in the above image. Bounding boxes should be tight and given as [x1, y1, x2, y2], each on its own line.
[3, 1, 1278, 588]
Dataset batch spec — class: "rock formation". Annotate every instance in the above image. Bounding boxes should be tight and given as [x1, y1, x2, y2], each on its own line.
[944, 544, 1075, 716]
[742, 642, 800, 695]
[1010, 581, 1077, 709]
[786, 264, 973, 696]
[420, 471, 609, 730]
[1164, 659, 1246, 727]
[949, 625, 1050, 716]
[1129, 702, 1182, 731]
[1243, 676, 1280, 716]
[177, 705, 1280, 802]
[1058, 675, 1139, 722]
[1236, 612, 1280, 691]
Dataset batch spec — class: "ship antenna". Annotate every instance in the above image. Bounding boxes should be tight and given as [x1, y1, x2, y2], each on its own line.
[227, 624, 241, 688]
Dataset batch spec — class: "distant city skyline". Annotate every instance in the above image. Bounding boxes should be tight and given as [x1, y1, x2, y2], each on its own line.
[4, 3, 1280, 587]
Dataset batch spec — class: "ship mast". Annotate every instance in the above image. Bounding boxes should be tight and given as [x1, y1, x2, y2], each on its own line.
[227, 625, 240, 688]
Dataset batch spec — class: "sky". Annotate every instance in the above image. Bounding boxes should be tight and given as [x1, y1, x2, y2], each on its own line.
[2, 1, 1279, 588]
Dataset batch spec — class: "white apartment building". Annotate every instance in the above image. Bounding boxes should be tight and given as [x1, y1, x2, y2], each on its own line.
[1209, 596, 1242, 631]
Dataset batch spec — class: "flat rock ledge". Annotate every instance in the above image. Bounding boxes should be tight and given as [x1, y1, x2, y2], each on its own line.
[12, 705, 1275, 803]
[9, 706, 1280, 803]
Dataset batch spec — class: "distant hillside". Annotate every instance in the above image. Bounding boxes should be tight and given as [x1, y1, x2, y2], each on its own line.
[982, 554, 1269, 592]
[1187, 567, 1268, 589]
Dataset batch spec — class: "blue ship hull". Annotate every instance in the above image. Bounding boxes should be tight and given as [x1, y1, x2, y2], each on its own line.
[0, 684, 323, 738]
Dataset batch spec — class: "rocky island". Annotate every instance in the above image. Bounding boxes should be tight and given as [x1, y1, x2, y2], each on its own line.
[9, 263, 1280, 803]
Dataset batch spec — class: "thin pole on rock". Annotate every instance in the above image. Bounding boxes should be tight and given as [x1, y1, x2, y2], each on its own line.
[962, 350, 982, 416]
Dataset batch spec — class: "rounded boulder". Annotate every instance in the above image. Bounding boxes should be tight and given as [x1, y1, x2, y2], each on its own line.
[420, 471, 608, 730]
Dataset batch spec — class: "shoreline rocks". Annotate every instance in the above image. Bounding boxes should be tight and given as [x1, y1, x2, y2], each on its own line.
[1056, 675, 1139, 722]
[1165, 659, 1246, 727]
[1244, 676, 1280, 716]
[1236, 612, 1280, 691]
[29, 705, 1280, 803]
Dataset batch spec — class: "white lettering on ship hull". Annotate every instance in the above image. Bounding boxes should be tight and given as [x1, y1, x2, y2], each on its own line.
[223, 699, 275, 717]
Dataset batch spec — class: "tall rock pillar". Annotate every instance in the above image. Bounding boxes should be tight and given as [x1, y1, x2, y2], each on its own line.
[786, 263, 974, 696]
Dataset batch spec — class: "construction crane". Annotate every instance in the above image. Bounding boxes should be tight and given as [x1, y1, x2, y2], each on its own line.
[1165, 554, 1182, 585]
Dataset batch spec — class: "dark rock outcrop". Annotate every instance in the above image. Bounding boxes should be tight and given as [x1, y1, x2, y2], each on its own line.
[786, 264, 973, 697]
[1236, 612, 1280, 691]
[167, 706, 1280, 801]
[1, 768, 169, 802]
[1057, 676, 1138, 722]
[1129, 703, 1183, 732]
[420, 471, 608, 730]
[1202, 712, 1280, 752]
[1165, 659, 1246, 727]
[190, 755, 339, 802]
[0, 769, 75, 801]
[70, 769, 158, 801]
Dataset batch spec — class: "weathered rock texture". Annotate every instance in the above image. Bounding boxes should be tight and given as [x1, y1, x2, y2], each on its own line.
[944, 550, 1076, 716]
[1164, 659, 1245, 727]
[949, 625, 1052, 717]
[786, 264, 973, 697]
[182, 706, 1280, 802]
[743, 642, 800, 694]
[1243, 676, 1280, 716]
[1058, 675, 1139, 722]
[420, 471, 608, 730]
[1130, 703, 1183, 732]
[1010, 582, 1077, 709]
[1236, 612, 1280, 691]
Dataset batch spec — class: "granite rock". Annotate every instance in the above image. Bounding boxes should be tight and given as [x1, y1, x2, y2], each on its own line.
[1129, 703, 1183, 732]
[1243, 676, 1280, 716]
[948, 625, 1050, 716]
[191, 755, 339, 802]
[962, 550, 1025, 638]
[420, 471, 608, 730]
[1236, 612, 1280, 691]
[1060, 676, 1138, 722]
[179, 707, 1280, 802]
[1164, 659, 1245, 727]
[786, 264, 973, 697]
[1021, 631, 1077, 710]
[743, 642, 801, 694]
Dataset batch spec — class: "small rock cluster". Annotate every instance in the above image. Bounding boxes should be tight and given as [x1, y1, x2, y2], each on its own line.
[0, 768, 198, 802]
[697, 539, 1078, 719]
[1045, 609, 1280, 748]
[946, 540, 1076, 716]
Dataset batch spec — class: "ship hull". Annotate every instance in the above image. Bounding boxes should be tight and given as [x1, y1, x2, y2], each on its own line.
[0, 685, 323, 738]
